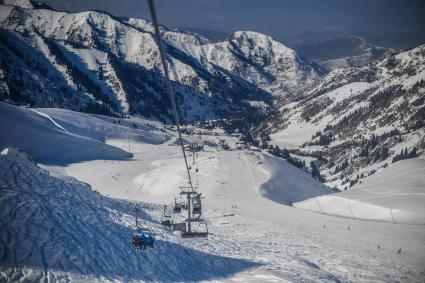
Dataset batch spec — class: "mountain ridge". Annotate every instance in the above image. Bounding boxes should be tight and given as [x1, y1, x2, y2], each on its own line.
[0, 3, 322, 122]
[287, 31, 393, 71]
[255, 44, 425, 189]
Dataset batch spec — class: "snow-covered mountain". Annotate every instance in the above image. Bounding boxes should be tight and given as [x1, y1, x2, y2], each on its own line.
[0, 0, 322, 121]
[288, 31, 392, 71]
[256, 44, 425, 189]
[1, 2, 425, 282]
[171, 31, 325, 96]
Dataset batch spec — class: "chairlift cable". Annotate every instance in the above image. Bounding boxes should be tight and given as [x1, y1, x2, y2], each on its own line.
[148, 0, 208, 238]
[147, 0, 194, 191]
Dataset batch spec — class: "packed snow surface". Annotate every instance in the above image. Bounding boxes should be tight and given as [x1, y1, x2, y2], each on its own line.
[294, 157, 425, 224]
[1, 106, 425, 282]
[0, 102, 132, 164]
[0, 147, 256, 282]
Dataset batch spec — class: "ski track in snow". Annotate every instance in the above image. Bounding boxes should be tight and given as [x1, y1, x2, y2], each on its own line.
[191, 150, 425, 282]
[0, 106, 424, 282]
[0, 148, 259, 282]
[65, 146, 425, 282]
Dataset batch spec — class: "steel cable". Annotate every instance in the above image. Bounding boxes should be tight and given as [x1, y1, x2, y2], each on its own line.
[147, 0, 194, 191]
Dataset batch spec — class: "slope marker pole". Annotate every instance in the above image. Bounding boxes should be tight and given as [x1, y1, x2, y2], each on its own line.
[390, 208, 396, 224]
[348, 205, 356, 220]
[315, 197, 325, 214]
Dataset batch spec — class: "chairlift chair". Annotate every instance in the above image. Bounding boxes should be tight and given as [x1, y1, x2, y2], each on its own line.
[132, 207, 155, 250]
[171, 222, 186, 232]
[181, 200, 188, 210]
[174, 195, 188, 211]
[173, 198, 182, 213]
[181, 218, 208, 238]
[173, 203, 182, 214]
[132, 227, 155, 250]
[179, 189, 208, 238]
[192, 194, 202, 216]
[161, 205, 174, 227]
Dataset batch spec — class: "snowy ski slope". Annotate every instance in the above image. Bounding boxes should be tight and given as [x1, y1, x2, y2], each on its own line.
[1, 105, 424, 282]
[0, 148, 257, 282]
[294, 157, 425, 224]
[0, 102, 132, 165]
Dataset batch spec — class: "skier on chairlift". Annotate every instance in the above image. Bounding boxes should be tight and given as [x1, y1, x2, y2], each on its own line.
[132, 229, 154, 250]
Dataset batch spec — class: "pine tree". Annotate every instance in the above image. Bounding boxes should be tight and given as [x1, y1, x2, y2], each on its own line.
[310, 161, 325, 182]
[360, 147, 369, 157]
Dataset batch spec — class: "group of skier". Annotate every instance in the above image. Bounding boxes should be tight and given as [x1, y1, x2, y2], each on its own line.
[132, 230, 154, 250]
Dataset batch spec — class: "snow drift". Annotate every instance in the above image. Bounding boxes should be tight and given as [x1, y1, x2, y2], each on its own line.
[256, 152, 335, 205]
[38, 107, 172, 145]
[0, 102, 132, 165]
[294, 157, 425, 224]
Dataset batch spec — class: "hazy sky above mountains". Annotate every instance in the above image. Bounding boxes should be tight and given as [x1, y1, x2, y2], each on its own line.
[41, 0, 425, 42]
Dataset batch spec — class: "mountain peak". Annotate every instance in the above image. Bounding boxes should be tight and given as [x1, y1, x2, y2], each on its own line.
[232, 31, 274, 40]
[0, 0, 33, 9]
[230, 30, 295, 58]
[231, 30, 290, 49]
[0, 0, 54, 10]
